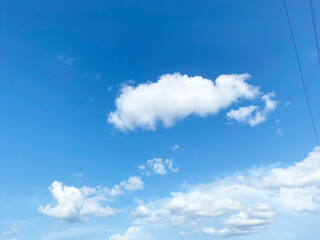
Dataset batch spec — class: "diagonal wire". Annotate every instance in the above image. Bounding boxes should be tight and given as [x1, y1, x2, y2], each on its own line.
[283, 0, 320, 149]
[309, 0, 320, 65]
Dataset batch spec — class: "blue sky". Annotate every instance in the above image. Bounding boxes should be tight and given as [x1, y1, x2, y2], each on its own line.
[1, 0, 320, 239]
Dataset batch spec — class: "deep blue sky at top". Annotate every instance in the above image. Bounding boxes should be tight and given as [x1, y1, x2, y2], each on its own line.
[1, 0, 320, 226]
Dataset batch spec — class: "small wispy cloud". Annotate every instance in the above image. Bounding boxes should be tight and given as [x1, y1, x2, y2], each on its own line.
[58, 54, 76, 66]
[170, 144, 180, 151]
[227, 92, 278, 126]
[275, 128, 283, 136]
[139, 158, 179, 176]
[72, 172, 84, 178]
[2, 226, 18, 236]
[94, 74, 101, 79]
[108, 85, 114, 91]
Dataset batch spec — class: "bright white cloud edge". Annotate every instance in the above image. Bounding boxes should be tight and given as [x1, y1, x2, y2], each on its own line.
[227, 92, 278, 126]
[108, 73, 262, 131]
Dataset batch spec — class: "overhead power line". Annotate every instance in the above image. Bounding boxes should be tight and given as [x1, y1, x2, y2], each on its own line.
[309, 0, 320, 65]
[282, 0, 320, 148]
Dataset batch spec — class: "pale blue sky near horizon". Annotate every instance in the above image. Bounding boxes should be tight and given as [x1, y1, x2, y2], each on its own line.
[1, 0, 320, 239]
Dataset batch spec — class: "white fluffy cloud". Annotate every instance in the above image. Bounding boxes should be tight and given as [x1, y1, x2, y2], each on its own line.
[108, 73, 260, 131]
[139, 158, 179, 175]
[109, 227, 146, 240]
[39, 181, 116, 222]
[226, 105, 258, 122]
[121, 176, 145, 191]
[128, 147, 320, 237]
[39, 176, 144, 222]
[227, 92, 277, 126]
[264, 147, 320, 187]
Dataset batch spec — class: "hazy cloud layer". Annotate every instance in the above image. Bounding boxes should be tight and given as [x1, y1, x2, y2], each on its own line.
[1, 227, 18, 236]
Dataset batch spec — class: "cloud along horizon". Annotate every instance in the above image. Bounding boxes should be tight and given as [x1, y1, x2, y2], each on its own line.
[108, 73, 277, 131]
[39, 147, 320, 239]
[108, 147, 320, 239]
